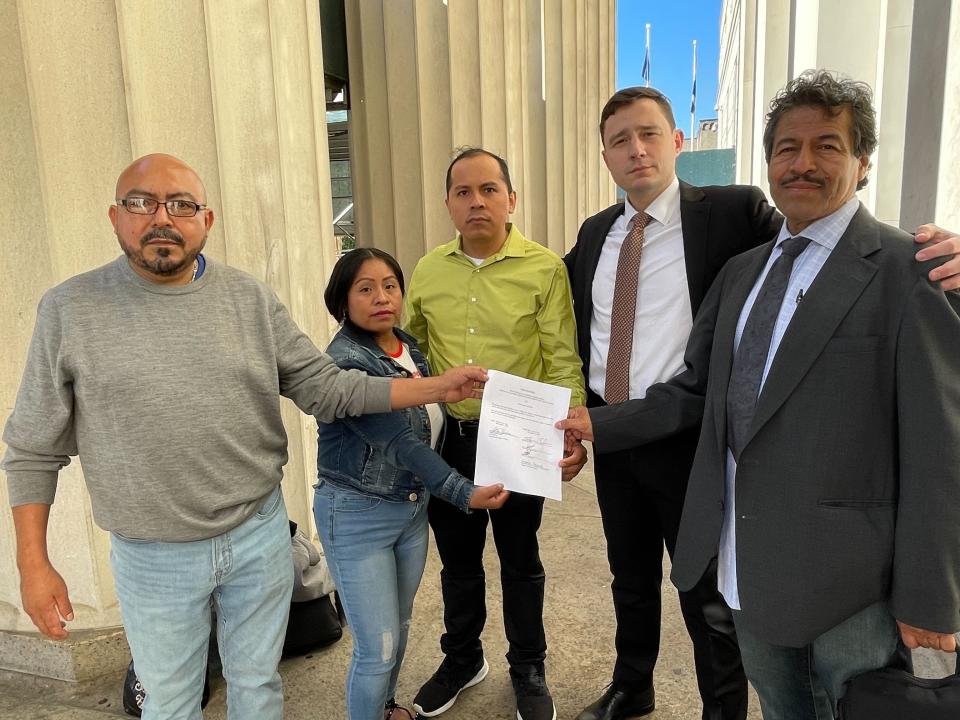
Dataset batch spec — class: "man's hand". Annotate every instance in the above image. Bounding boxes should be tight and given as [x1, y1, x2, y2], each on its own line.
[13, 503, 72, 640]
[915, 224, 960, 291]
[436, 365, 488, 403]
[555, 405, 594, 442]
[468, 483, 511, 510]
[559, 437, 588, 482]
[897, 620, 958, 652]
[390, 365, 488, 409]
[20, 561, 73, 640]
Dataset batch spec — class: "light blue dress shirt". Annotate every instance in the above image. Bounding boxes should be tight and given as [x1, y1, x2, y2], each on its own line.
[718, 196, 861, 609]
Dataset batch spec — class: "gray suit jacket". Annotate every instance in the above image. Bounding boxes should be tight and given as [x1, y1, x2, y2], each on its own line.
[591, 205, 960, 647]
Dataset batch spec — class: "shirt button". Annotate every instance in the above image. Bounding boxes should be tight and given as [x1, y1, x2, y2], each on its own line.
[471, 297, 477, 302]
[467, 358, 473, 364]
[469, 328, 475, 334]
[408, 493, 418, 502]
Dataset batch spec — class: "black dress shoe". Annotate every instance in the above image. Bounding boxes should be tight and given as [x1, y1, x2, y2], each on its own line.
[575, 684, 655, 720]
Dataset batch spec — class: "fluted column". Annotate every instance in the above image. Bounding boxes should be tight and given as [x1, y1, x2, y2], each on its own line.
[1, 0, 337, 669]
[347, 0, 617, 269]
[935, 0, 960, 230]
[721, 0, 958, 230]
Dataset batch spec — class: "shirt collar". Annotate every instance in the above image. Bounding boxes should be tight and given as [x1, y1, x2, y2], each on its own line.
[445, 223, 525, 261]
[623, 176, 681, 229]
[774, 195, 860, 251]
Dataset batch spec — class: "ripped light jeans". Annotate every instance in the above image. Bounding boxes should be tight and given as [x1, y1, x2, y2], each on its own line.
[313, 480, 429, 720]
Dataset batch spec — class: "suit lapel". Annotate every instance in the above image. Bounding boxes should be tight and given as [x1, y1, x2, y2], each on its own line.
[679, 182, 710, 309]
[710, 244, 777, 450]
[586, 205, 623, 280]
[743, 207, 881, 449]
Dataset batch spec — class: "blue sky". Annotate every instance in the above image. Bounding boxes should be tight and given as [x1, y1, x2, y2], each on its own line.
[617, 1, 721, 138]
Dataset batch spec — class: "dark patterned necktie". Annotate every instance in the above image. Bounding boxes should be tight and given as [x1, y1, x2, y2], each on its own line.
[605, 212, 652, 404]
[726, 235, 812, 456]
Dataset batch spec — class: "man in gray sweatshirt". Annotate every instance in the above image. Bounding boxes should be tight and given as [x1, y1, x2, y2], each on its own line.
[2, 154, 485, 720]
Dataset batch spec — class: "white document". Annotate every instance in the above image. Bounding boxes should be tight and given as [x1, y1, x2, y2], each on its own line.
[474, 369, 572, 501]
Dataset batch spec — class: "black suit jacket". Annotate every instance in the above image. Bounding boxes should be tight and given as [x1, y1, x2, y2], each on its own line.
[588, 205, 960, 646]
[564, 181, 781, 416]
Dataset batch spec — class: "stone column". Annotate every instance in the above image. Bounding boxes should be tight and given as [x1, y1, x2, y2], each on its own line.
[346, 0, 617, 269]
[935, 0, 960, 230]
[1, 0, 337, 679]
[872, 0, 914, 225]
[3, 0, 618, 681]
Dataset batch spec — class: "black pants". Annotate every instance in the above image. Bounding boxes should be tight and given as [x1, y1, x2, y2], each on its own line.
[428, 422, 547, 670]
[591, 392, 747, 720]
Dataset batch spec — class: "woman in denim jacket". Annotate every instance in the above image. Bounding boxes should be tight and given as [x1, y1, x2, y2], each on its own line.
[314, 248, 509, 720]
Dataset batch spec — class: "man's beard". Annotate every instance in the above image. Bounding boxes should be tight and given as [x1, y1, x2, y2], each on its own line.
[123, 227, 203, 277]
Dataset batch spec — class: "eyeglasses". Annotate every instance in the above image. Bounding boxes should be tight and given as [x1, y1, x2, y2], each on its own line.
[116, 197, 207, 217]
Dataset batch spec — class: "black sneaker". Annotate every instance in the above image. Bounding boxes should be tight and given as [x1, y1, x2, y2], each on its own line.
[511, 665, 556, 720]
[413, 656, 489, 716]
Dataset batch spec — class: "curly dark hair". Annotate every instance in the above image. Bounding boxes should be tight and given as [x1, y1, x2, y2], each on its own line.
[763, 70, 877, 189]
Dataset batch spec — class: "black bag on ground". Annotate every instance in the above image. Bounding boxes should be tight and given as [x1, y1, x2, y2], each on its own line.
[839, 650, 960, 720]
[282, 520, 342, 657]
[282, 591, 342, 657]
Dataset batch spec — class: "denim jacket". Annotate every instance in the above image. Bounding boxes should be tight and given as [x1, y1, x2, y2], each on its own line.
[315, 321, 473, 512]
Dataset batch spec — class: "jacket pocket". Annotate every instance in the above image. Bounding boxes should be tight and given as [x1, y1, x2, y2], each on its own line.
[359, 447, 399, 491]
[821, 335, 885, 354]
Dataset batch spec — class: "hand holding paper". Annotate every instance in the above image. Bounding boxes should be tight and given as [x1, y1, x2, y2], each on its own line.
[474, 370, 572, 501]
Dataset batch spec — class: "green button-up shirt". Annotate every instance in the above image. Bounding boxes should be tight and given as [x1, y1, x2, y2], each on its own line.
[404, 224, 586, 419]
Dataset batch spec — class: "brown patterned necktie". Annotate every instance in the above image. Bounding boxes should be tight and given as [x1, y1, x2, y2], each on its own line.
[604, 211, 652, 403]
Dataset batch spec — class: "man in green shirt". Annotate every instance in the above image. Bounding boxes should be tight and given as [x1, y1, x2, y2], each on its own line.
[405, 148, 586, 720]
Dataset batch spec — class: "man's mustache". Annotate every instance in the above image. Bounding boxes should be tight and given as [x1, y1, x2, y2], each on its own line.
[140, 228, 184, 247]
[780, 173, 825, 187]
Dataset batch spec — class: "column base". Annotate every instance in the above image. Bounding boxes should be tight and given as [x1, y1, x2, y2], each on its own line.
[0, 627, 129, 682]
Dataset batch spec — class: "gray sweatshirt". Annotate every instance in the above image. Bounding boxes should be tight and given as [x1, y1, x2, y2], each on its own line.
[2, 256, 392, 541]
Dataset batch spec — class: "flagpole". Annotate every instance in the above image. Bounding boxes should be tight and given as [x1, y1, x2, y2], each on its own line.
[643, 24, 651, 87]
[690, 40, 697, 151]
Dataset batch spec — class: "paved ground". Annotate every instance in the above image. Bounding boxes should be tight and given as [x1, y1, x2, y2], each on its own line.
[0, 459, 953, 719]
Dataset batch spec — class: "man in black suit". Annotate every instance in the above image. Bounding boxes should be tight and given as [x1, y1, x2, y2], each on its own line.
[564, 85, 960, 720]
[563, 71, 960, 720]
[564, 86, 766, 720]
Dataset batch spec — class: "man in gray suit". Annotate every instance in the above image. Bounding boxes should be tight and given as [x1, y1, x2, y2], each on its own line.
[560, 70, 960, 719]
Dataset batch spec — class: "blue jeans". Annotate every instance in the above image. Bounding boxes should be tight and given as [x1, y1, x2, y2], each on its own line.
[734, 601, 900, 720]
[313, 480, 429, 720]
[111, 485, 294, 720]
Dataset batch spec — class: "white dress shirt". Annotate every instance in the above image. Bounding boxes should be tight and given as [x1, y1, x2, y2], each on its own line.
[590, 178, 694, 400]
[718, 196, 860, 609]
